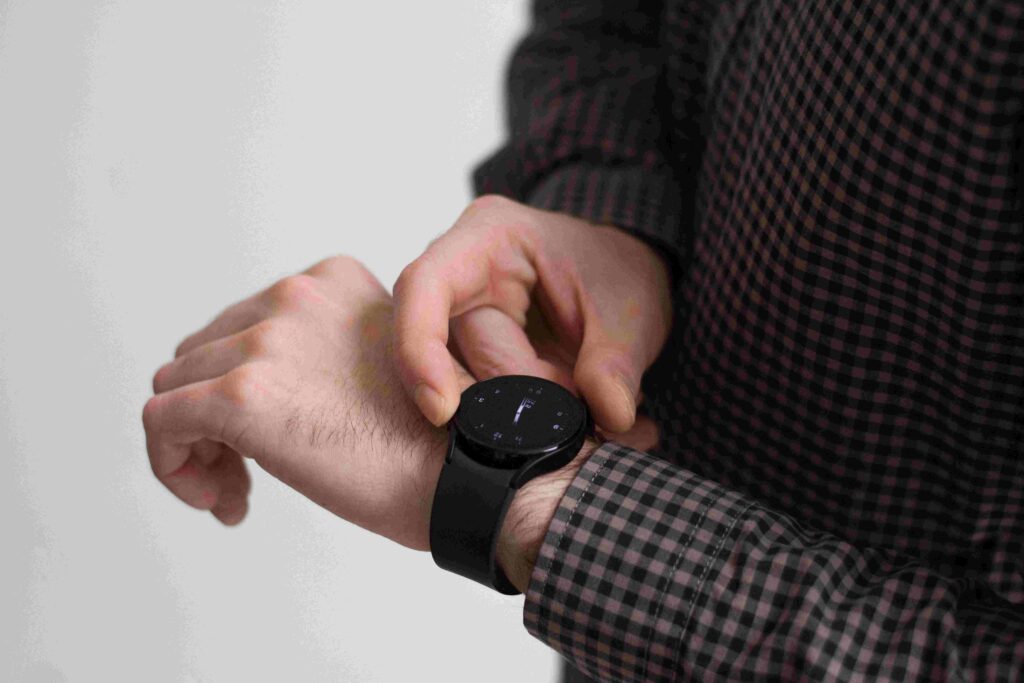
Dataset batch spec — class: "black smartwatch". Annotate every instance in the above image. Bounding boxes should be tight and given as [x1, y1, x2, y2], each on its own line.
[429, 375, 592, 595]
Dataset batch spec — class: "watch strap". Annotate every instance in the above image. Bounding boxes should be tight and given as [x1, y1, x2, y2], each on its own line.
[429, 439, 520, 595]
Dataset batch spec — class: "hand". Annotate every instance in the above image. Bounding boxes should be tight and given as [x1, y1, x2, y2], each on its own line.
[392, 195, 672, 435]
[143, 256, 472, 550]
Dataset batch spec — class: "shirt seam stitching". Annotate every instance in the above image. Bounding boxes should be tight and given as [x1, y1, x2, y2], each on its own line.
[669, 499, 757, 683]
[638, 477, 712, 682]
[541, 446, 614, 678]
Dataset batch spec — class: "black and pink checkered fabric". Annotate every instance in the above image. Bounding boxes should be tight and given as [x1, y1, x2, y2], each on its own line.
[474, 1, 1024, 680]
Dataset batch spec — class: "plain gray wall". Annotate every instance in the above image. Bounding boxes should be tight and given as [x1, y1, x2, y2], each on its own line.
[0, 1, 561, 680]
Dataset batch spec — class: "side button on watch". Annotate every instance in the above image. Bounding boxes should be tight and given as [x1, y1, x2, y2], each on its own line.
[429, 375, 592, 595]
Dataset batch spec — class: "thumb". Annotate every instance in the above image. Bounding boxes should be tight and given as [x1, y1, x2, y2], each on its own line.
[573, 316, 650, 434]
[597, 414, 660, 452]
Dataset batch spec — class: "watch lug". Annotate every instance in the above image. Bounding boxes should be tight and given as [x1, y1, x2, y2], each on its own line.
[509, 410, 592, 488]
[448, 438, 518, 490]
[509, 436, 584, 488]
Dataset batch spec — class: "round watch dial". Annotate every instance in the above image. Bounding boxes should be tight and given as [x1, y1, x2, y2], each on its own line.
[453, 375, 586, 467]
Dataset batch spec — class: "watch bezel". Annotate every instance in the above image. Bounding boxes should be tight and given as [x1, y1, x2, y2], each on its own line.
[448, 375, 592, 488]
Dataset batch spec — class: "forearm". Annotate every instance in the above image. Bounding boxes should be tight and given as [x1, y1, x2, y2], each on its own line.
[497, 437, 602, 593]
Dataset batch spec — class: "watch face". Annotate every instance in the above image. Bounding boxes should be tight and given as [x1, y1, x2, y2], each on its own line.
[453, 375, 586, 467]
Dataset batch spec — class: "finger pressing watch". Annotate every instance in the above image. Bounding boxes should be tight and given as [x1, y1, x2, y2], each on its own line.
[429, 375, 592, 595]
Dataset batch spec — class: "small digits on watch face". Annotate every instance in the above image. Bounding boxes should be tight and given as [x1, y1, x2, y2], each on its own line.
[453, 375, 585, 467]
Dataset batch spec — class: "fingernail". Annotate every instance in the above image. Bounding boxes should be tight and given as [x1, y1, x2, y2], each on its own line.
[614, 374, 636, 419]
[414, 383, 448, 426]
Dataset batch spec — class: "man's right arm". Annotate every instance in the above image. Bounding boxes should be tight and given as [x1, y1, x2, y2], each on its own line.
[523, 441, 1024, 681]
[394, 2, 705, 430]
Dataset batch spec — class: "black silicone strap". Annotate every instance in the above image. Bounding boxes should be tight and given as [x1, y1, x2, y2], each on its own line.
[429, 438, 520, 595]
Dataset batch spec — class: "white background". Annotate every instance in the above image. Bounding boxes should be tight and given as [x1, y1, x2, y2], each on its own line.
[0, 1, 561, 681]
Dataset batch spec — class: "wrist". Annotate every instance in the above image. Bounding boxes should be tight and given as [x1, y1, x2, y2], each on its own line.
[497, 437, 602, 593]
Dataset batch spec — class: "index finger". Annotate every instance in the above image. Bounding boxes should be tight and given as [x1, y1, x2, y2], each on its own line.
[392, 209, 537, 426]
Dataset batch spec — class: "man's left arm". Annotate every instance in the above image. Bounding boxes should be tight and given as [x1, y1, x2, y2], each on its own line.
[144, 256, 465, 550]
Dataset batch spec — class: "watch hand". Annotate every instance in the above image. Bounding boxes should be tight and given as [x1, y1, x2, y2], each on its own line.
[513, 398, 530, 424]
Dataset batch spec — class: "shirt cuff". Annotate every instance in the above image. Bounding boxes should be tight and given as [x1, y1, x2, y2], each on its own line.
[524, 442, 754, 682]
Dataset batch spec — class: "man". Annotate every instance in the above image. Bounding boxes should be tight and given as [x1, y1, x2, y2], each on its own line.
[144, 1, 1024, 680]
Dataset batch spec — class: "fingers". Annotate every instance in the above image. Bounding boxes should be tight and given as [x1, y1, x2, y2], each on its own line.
[204, 443, 252, 526]
[393, 259, 463, 426]
[451, 306, 575, 390]
[597, 414, 660, 452]
[150, 441, 251, 525]
[572, 311, 650, 434]
[174, 297, 265, 358]
[142, 373, 254, 513]
[452, 355, 477, 394]
[393, 213, 536, 426]
[162, 259, 386, 396]
[171, 258, 383, 361]
[153, 329, 251, 394]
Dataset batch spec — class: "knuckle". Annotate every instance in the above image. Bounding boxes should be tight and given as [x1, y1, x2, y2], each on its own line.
[466, 195, 536, 234]
[340, 256, 379, 288]
[307, 255, 380, 292]
[464, 198, 540, 249]
[243, 320, 279, 357]
[330, 253, 362, 271]
[219, 364, 261, 408]
[266, 274, 320, 310]
[469, 193, 514, 214]
[307, 253, 357, 277]
[394, 259, 428, 297]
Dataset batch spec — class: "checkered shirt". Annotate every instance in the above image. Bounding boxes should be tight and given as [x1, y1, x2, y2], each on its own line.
[473, 1, 1024, 680]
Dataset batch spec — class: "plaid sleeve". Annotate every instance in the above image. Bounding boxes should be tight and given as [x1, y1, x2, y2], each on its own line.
[527, 442, 1024, 682]
[470, 0, 694, 266]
